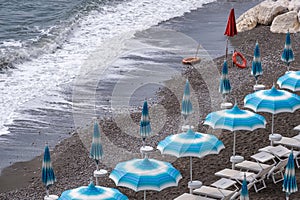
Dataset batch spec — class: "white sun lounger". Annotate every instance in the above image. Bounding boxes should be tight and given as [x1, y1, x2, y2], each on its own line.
[259, 144, 300, 168]
[215, 166, 273, 192]
[193, 186, 237, 200]
[267, 158, 289, 184]
[174, 193, 217, 200]
[235, 160, 273, 172]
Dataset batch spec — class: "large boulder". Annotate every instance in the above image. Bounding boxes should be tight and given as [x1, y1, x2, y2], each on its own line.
[237, 0, 288, 32]
[255, 0, 288, 25]
[288, 0, 300, 12]
[298, 10, 300, 22]
[270, 11, 300, 33]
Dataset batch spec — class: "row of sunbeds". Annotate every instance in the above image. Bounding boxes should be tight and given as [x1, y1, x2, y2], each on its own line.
[174, 132, 300, 200]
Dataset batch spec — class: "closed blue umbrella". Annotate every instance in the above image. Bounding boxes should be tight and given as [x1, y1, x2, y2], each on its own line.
[219, 60, 231, 97]
[140, 100, 152, 147]
[252, 41, 262, 85]
[281, 31, 294, 72]
[59, 182, 128, 200]
[42, 145, 56, 197]
[182, 80, 193, 120]
[90, 119, 103, 168]
[157, 128, 224, 183]
[204, 104, 266, 166]
[283, 151, 298, 200]
[89, 119, 104, 185]
[240, 173, 249, 200]
[244, 86, 300, 136]
[109, 158, 182, 200]
[277, 71, 300, 92]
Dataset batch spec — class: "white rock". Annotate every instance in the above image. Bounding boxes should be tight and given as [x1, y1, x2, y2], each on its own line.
[256, 0, 288, 25]
[287, 0, 300, 12]
[236, 0, 288, 32]
[270, 11, 300, 33]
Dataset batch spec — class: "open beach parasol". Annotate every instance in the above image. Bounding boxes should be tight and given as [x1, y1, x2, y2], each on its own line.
[244, 86, 300, 144]
[181, 79, 193, 121]
[59, 182, 128, 200]
[283, 151, 298, 200]
[42, 145, 57, 199]
[157, 128, 224, 193]
[277, 71, 300, 92]
[109, 158, 182, 200]
[204, 103, 266, 169]
[89, 118, 106, 185]
[252, 41, 264, 90]
[224, 8, 237, 59]
[219, 60, 232, 108]
[281, 31, 294, 72]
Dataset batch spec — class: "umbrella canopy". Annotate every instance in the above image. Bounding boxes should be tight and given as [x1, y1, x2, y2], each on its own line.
[277, 71, 300, 92]
[109, 158, 182, 192]
[240, 174, 249, 200]
[157, 128, 224, 158]
[59, 182, 128, 200]
[204, 104, 266, 156]
[89, 120, 103, 164]
[219, 60, 231, 96]
[204, 104, 266, 132]
[281, 31, 294, 71]
[42, 145, 56, 188]
[157, 128, 224, 182]
[251, 41, 262, 84]
[244, 86, 300, 134]
[140, 100, 152, 141]
[283, 151, 298, 200]
[224, 8, 237, 37]
[181, 80, 193, 120]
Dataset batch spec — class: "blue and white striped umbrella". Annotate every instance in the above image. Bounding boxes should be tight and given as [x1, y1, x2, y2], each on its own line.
[204, 104, 266, 156]
[157, 128, 224, 182]
[109, 158, 182, 200]
[90, 120, 103, 166]
[219, 60, 231, 96]
[277, 71, 300, 92]
[181, 79, 193, 120]
[244, 86, 300, 134]
[281, 31, 294, 71]
[252, 41, 262, 84]
[283, 151, 298, 200]
[140, 101, 152, 143]
[59, 182, 128, 200]
[240, 173, 249, 200]
[42, 145, 56, 196]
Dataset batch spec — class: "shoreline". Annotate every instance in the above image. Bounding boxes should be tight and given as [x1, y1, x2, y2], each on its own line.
[2, 2, 300, 200]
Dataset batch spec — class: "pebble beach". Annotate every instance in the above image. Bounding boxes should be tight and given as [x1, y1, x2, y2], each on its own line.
[1, 1, 300, 200]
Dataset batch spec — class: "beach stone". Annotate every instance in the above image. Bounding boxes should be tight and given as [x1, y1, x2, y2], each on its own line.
[236, 0, 288, 32]
[288, 0, 300, 12]
[270, 11, 300, 33]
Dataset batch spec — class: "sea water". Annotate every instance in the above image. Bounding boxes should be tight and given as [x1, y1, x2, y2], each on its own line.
[0, 0, 223, 172]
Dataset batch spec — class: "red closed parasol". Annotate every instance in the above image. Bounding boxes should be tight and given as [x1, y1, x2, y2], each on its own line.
[224, 8, 237, 59]
[224, 8, 237, 37]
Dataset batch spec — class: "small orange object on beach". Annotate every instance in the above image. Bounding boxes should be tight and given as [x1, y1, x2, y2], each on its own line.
[182, 57, 201, 65]
[232, 51, 247, 69]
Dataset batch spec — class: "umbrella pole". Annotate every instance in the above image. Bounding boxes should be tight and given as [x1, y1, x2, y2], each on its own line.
[95, 160, 99, 186]
[46, 186, 49, 197]
[271, 114, 274, 135]
[233, 131, 236, 156]
[225, 38, 229, 60]
[144, 190, 146, 200]
[190, 156, 193, 183]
